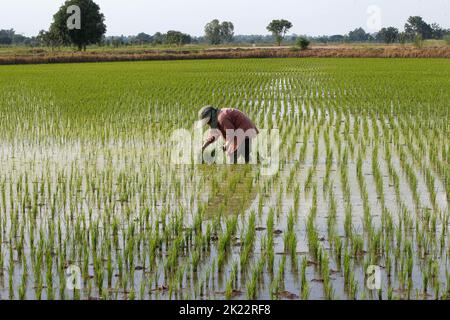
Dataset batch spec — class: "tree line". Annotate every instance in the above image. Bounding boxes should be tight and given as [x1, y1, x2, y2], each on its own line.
[1, 0, 449, 48]
[337, 16, 448, 44]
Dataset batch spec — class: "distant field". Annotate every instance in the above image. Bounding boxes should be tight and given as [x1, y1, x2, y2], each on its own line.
[0, 58, 448, 300]
[0, 41, 449, 64]
[0, 39, 447, 54]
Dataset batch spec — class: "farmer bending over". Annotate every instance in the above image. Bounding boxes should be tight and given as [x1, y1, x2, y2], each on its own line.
[198, 106, 259, 164]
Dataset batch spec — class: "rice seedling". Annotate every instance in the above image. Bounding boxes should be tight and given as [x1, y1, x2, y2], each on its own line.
[0, 58, 448, 300]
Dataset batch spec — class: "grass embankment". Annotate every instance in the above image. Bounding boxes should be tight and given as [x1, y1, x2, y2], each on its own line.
[0, 43, 449, 65]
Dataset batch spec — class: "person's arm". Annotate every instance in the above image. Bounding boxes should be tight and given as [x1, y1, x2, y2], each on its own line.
[202, 131, 219, 152]
[202, 136, 215, 152]
[221, 118, 237, 155]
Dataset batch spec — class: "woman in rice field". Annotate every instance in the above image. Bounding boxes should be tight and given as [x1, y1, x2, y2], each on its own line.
[198, 106, 259, 164]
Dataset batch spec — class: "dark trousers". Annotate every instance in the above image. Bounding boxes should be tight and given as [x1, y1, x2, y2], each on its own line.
[230, 137, 251, 164]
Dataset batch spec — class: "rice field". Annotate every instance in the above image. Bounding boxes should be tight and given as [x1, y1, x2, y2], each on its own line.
[0, 58, 448, 300]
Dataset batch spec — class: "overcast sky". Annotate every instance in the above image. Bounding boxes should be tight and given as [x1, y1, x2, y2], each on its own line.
[1, 0, 449, 37]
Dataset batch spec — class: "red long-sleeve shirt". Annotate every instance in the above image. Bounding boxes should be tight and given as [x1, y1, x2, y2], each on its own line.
[203, 108, 259, 155]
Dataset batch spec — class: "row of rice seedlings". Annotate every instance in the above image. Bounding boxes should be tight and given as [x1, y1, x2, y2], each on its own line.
[0, 58, 448, 300]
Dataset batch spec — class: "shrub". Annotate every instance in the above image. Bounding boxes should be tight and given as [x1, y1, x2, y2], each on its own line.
[296, 37, 310, 50]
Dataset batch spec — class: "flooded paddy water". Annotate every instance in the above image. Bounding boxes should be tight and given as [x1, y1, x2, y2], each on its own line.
[0, 58, 448, 300]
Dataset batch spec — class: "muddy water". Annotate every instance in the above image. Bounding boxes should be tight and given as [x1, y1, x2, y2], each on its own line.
[0, 104, 448, 300]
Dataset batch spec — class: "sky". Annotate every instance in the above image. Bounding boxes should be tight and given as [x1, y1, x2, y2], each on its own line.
[1, 0, 449, 37]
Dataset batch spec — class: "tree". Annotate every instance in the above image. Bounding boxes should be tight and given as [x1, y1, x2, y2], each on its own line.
[329, 35, 345, 43]
[36, 30, 47, 46]
[152, 32, 165, 45]
[376, 27, 399, 44]
[165, 31, 191, 46]
[12, 34, 27, 44]
[110, 36, 125, 48]
[49, 0, 106, 50]
[404, 16, 432, 39]
[398, 32, 409, 44]
[36, 29, 64, 48]
[296, 37, 310, 50]
[348, 27, 370, 42]
[0, 29, 15, 45]
[430, 23, 444, 39]
[134, 32, 153, 45]
[266, 19, 293, 46]
[204, 19, 221, 45]
[204, 19, 234, 45]
[220, 21, 234, 43]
